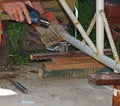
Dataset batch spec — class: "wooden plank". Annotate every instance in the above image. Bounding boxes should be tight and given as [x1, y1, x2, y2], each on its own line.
[30, 51, 88, 60]
[0, 71, 16, 78]
[30, 49, 112, 61]
[43, 62, 105, 71]
[52, 56, 97, 65]
[89, 73, 120, 85]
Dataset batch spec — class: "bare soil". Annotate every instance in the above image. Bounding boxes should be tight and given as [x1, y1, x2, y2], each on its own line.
[0, 62, 113, 106]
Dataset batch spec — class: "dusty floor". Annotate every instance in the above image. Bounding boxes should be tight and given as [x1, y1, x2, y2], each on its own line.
[0, 62, 113, 106]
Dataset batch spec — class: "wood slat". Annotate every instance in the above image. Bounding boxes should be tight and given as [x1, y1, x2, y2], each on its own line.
[30, 49, 112, 61]
[0, 71, 16, 78]
[52, 56, 97, 65]
[30, 51, 88, 60]
[43, 62, 105, 71]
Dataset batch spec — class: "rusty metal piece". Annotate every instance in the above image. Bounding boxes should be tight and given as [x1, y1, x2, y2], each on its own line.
[105, 2, 120, 24]
[89, 73, 120, 85]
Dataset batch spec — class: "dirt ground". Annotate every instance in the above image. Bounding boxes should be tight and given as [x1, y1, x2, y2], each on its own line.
[0, 62, 113, 106]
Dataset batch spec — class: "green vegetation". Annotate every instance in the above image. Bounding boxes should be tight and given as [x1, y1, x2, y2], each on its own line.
[69, 0, 96, 42]
[8, 22, 30, 64]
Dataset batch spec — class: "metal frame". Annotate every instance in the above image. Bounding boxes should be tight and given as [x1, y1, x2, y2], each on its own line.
[58, 0, 120, 72]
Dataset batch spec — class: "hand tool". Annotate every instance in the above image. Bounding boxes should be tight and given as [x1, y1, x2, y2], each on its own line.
[0, 4, 59, 35]
[25, 4, 68, 52]
[25, 4, 60, 37]
[0, 76, 28, 94]
[7, 78, 28, 94]
[0, 4, 69, 52]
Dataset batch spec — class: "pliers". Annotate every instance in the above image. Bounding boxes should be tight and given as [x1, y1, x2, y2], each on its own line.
[0, 4, 60, 36]
[26, 4, 50, 28]
[26, 4, 60, 37]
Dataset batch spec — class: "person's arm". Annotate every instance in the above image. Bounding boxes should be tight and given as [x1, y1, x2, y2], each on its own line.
[1, 1, 32, 24]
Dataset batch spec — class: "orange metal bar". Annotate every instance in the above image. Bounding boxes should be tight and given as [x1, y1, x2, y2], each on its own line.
[0, 20, 2, 45]
[0, 9, 3, 45]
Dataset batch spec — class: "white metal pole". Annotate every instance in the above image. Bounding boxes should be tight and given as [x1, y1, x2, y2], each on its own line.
[74, 6, 78, 39]
[59, 30, 120, 72]
[96, 0, 104, 54]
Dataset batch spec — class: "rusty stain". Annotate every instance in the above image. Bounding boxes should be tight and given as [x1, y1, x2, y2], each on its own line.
[74, 21, 80, 26]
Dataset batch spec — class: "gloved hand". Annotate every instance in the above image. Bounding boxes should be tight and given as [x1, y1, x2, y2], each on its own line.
[33, 11, 65, 50]
[19, 11, 64, 54]
[36, 22, 64, 48]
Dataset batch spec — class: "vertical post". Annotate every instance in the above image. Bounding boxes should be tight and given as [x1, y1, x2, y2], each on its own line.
[96, 0, 104, 54]
[0, 20, 2, 45]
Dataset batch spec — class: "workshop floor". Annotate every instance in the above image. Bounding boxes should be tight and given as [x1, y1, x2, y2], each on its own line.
[0, 62, 113, 106]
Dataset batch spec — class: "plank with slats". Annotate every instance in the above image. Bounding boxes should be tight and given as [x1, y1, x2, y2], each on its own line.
[42, 61, 105, 71]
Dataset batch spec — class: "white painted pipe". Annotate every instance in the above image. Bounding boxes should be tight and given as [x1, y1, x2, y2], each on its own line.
[96, 0, 104, 54]
[58, 0, 98, 53]
[82, 13, 96, 43]
[86, 13, 96, 37]
[100, 10, 120, 63]
[59, 30, 120, 72]
[74, 6, 78, 39]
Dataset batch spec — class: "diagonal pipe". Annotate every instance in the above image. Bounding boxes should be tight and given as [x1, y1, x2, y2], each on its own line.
[59, 30, 120, 72]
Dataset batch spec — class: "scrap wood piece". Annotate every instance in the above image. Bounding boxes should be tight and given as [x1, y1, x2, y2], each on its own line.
[42, 61, 105, 71]
[30, 49, 112, 61]
[52, 56, 97, 65]
[89, 73, 120, 85]
[0, 71, 16, 79]
[30, 51, 88, 60]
